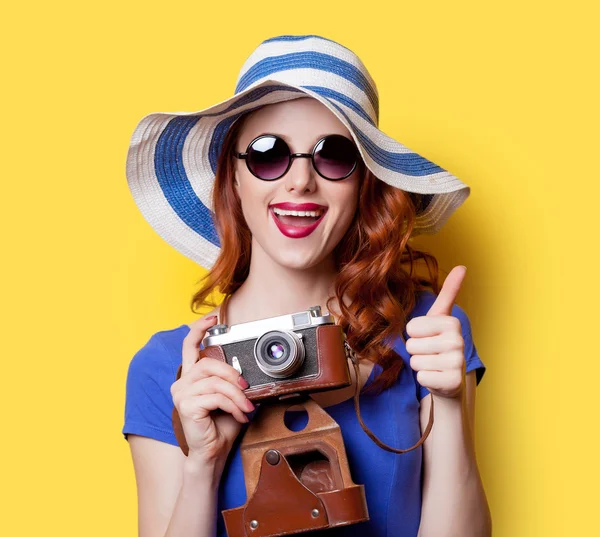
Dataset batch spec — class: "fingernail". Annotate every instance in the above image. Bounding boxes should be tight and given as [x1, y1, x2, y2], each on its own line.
[246, 399, 255, 411]
[206, 315, 217, 321]
[238, 376, 249, 389]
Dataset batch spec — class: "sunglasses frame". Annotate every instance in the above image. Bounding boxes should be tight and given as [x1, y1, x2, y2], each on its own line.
[233, 133, 359, 181]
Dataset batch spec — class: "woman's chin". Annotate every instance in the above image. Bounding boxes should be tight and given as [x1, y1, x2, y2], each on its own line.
[251, 228, 335, 270]
[275, 253, 320, 270]
[267, 246, 326, 271]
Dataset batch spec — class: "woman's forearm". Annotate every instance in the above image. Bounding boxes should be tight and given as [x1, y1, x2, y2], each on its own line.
[164, 456, 223, 537]
[418, 392, 492, 537]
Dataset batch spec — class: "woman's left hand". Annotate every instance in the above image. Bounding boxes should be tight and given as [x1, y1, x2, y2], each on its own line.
[406, 266, 468, 400]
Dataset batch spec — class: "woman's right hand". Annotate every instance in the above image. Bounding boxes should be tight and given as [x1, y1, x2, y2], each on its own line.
[170, 315, 255, 466]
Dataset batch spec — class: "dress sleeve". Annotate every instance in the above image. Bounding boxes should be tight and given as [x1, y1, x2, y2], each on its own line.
[417, 303, 486, 401]
[122, 332, 179, 446]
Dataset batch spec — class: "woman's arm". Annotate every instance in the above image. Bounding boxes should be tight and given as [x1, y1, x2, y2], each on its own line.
[417, 371, 492, 537]
[128, 435, 223, 537]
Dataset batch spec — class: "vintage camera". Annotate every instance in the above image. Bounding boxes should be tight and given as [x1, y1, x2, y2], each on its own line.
[200, 306, 351, 402]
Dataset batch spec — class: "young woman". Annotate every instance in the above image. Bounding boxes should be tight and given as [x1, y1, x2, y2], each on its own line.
[123, 35, 491, 537]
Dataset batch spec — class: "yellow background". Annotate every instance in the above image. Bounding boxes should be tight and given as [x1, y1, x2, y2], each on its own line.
[1, 1, 597, 535]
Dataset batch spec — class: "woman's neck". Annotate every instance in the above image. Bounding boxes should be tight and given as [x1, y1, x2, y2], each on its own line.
[224, 242, 343, 326]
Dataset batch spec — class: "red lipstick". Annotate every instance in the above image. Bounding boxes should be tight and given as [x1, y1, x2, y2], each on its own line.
[269, 203, 328, 239]
[270, 202, 327, 211]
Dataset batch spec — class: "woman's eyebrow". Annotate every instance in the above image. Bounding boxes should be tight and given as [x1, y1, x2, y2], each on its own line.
[257, 132, 343, 145]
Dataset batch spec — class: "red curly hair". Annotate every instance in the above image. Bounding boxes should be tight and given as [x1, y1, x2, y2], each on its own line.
[191, 110, 441, 394]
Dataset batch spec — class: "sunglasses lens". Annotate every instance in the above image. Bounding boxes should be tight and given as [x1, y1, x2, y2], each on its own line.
[247, 136, 290, 180]
[314, 135, 358, 179]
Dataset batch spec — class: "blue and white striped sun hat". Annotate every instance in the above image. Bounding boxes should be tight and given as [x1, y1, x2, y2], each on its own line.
[126, 34, 470, 269]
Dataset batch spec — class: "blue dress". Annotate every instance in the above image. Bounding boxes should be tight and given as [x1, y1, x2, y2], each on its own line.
[122, 291, 486, 536]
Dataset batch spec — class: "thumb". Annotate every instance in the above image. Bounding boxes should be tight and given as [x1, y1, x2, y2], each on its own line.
[427, 266, 467, 317]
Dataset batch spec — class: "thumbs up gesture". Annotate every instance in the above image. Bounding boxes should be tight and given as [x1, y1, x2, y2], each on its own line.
[406, 266, 468, 399]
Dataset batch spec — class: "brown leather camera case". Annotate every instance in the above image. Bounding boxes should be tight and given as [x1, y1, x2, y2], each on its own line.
[221, 397, 369, 537]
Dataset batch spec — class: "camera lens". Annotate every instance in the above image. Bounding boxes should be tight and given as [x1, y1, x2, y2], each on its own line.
[254, 330, 305, 378]
[267, 342, 286, 361]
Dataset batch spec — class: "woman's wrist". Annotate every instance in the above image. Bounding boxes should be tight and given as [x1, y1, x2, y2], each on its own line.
[184, 452, 224, 489]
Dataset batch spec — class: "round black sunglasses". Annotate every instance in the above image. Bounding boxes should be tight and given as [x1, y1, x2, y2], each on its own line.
[233, 134, 359, 181]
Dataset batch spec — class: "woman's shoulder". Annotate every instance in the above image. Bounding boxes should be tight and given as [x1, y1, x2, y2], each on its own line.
[123, 324, 191, 446]
[148, 323, 191, 351]
[131, 304, 224, 369]
[127, 323, 191, 379]
[130, 306, 221, 373]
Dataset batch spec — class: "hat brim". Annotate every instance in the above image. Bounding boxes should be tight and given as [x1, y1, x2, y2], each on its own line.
[126, 79, 469, 268]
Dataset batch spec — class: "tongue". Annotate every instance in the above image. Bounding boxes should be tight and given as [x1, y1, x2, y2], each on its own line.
[277, 214, 320, 227]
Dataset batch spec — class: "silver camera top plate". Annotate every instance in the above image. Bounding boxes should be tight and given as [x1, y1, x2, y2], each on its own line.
[203, 305, 334, 347]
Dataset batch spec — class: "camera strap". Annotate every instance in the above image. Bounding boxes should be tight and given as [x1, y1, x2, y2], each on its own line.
[344, 339, 435, 454]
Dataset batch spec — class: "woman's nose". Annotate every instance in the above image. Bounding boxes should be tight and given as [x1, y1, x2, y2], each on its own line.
[284, 156, 317, 194]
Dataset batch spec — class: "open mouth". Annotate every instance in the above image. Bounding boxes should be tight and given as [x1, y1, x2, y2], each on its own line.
[271, 207, 326, 228]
